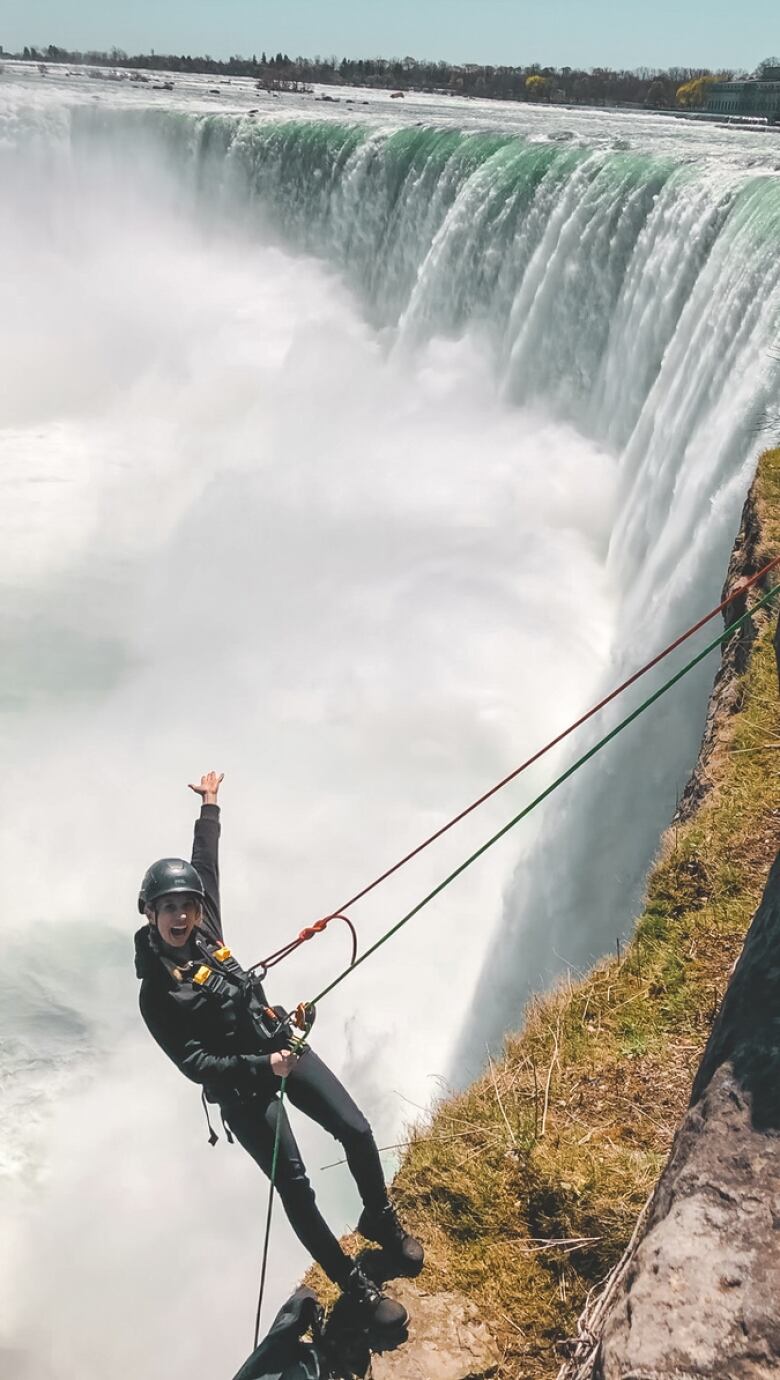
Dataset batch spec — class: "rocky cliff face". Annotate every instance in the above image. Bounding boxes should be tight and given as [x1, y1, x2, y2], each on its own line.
[561, 851, 780, 1380]
[676, 468, 780, 822]
[557, 458, 780, 1380]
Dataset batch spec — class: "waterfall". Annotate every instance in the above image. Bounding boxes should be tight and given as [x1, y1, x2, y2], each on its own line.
[2, 74, 780, 1375]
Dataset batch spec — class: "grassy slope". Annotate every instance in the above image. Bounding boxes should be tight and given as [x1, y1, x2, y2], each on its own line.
[330, 449, 780, 1377]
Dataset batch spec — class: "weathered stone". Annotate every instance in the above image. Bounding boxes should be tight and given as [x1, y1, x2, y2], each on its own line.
[370, 1282, 500, 1380]
[676, 482, 775, 824]
[560, 849, 780, 1380]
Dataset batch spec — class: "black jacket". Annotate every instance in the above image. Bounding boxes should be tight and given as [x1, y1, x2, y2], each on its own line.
[135, 805, 278, 1105]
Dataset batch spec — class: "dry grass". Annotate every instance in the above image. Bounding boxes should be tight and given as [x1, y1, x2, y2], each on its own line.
[307, 449, 780, 1379]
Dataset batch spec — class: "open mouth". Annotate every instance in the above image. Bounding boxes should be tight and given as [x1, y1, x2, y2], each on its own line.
[170, 924, 188, 938]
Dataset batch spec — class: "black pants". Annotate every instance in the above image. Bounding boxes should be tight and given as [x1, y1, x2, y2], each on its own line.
[225, 1048, 388, 1286]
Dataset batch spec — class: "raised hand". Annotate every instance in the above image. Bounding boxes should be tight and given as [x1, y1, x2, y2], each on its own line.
[188, 771, 224, 806]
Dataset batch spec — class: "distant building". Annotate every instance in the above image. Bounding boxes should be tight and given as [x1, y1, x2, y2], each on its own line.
[707, 79, 780, 122]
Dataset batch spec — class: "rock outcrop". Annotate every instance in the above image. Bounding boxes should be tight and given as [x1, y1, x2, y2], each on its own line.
[560, 847, 780, 1380]
[676, 468, 778, 823]
[370, 1282, 500, 1379]
[558, 460, 780, 1380]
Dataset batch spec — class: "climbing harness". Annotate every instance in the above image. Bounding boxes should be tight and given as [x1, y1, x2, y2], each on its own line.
[250, 568, 780, 1339]
[164, 935, 315, 1145]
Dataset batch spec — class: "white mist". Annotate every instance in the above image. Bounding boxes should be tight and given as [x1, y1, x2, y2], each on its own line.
[0, 97, 614, 1378]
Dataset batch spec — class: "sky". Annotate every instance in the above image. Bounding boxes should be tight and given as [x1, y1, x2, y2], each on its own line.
[1, 0, 777, 73]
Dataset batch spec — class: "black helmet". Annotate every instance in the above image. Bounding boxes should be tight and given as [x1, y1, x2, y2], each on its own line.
[138, 858, 205, 915]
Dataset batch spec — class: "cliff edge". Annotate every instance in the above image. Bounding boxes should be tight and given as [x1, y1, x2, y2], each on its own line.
[309, 449, 780, 1379]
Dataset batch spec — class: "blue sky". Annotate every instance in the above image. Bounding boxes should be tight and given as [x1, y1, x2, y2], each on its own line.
[2, 0, 777, 71]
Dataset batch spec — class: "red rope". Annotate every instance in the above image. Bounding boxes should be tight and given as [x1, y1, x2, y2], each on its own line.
[250, 912, 358, 975]
[249, 552, 779, 978]
[330, 552, 780, 914]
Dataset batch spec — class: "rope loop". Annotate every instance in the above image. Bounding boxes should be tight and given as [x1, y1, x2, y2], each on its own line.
[249, 909, 359, 978]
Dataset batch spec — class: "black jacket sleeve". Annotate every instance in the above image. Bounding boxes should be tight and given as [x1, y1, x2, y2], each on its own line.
[191, 803, 223, 943]
[139, 984, 274, 1096]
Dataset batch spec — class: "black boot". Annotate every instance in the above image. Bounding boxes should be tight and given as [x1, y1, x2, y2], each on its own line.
[357, 1202, 424, 1275]
[343, 1262, 408, 1331]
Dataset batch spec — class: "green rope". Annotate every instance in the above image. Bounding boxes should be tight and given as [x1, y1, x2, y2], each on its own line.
[307, 583, 780, 1010]
[253, 1074, 288, 1348]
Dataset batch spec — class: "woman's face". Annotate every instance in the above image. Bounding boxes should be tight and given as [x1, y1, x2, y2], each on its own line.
[153, 894, 202, 947]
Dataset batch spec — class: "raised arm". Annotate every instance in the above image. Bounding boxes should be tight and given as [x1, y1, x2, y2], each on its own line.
[189, 771, 224, 943]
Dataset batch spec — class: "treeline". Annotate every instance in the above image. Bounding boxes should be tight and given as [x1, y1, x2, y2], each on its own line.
[4, 43, 767, 107]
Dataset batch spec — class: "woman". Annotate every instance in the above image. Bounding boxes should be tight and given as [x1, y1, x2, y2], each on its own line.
[134, 771, 422, 1331]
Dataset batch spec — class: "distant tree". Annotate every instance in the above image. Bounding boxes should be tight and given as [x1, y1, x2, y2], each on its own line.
[676, 74, 718, 108]
[754, 55, 780, 80]
[8, 41, 750, 110]
[526, 73, 551, 100]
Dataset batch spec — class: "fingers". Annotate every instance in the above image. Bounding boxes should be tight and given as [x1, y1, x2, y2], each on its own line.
[187, 772, 224, 794]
